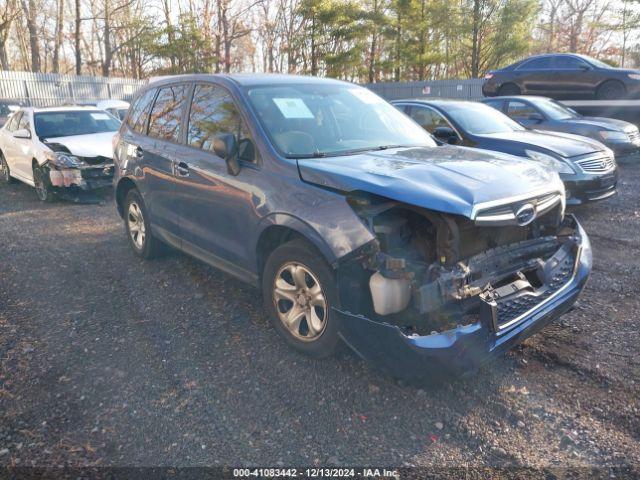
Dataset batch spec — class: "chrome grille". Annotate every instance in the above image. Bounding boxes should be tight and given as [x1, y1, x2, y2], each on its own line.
[474, 192, 563, 226]
[575, 154, 616, 174]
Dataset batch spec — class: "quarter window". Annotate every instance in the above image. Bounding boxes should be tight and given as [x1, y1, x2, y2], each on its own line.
[127, 88, 157, 134]
[148, 85, 188, 142]
[187, 83, 255, 163]
[408, 106, 451, 134]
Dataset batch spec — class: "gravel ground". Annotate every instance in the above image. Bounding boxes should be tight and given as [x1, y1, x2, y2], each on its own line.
[1, 159, 639, 476]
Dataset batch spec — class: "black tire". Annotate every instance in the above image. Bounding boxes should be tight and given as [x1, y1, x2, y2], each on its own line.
[33, 165, 55, 202]
[262, 238, 340, 358]
[0, 152, 15, 184]
[597, 80, 626, 100]
[498, 83, 521, 96]
[123, 189, 164, 259]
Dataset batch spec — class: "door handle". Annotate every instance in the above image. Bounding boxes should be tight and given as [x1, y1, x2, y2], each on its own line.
[135, 146, 144, 158]
[175, 161, 190, 177]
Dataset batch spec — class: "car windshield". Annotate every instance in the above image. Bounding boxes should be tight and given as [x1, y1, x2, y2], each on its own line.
[34, 110, 121, 138]
[245, 84, 436, 157]
[445, 103, 525, 135]
[534, 99, 580, 120]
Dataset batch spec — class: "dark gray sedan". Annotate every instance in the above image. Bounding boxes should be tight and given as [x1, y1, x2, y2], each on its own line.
[482, 96, 640, 156]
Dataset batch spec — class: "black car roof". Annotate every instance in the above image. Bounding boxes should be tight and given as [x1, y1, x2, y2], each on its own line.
[392, 98, 477, 108]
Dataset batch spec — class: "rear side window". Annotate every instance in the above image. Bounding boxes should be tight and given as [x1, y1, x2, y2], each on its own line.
[187, 83, 255, 162]
[408, 106, 450, 134]
[483, 99, 504, 111]
[18, 113, 30, 132]
[148, 85, 188, 142]
[518, 57, 553, 70]
[127, 88, 157, 134]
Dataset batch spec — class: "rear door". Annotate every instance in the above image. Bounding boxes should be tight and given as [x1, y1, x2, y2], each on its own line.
[142, 84, 191, 243]
[12, 112, 35, 181]
[1, 111, 22, 177]
[515, 57, 556, 94]
[176, 82, 260, 275]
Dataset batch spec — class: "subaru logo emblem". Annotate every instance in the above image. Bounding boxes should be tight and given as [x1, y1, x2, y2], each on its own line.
[515, 203, 536, 226]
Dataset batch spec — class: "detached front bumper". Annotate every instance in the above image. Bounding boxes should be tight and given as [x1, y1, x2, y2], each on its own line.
[336, 216, 592, 380]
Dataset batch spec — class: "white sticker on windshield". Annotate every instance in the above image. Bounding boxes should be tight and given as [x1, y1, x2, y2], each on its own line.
[272, 98, 314, 119]
[91, 112, 111, 121]
[348, 88, 384, 104]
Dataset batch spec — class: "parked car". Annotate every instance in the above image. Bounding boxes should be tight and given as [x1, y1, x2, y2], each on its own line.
[96, 99, 130, 121]
[481, 96, 640, 157]
[393, 99, 617, 205]
[0, 106, 120, 201]
[482, 53, 640, 100]
[113, 74, 591, 380]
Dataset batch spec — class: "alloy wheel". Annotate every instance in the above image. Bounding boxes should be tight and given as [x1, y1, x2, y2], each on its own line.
[273, 262, 328, 341]
[127, 201, 146, 249]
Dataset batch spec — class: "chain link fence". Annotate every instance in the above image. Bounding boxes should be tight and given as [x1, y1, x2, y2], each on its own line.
[365, 79, 484, 101]
[0, 71, 146, 107]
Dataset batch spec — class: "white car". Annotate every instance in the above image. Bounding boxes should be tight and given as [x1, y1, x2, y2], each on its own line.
[0, 106, 120, 201]
[96, 99, 130, 121]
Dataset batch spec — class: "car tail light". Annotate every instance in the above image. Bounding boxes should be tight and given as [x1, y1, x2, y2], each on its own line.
[484, 73, 494, 80]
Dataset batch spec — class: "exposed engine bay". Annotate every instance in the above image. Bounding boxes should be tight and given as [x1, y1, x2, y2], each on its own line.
[337, 191, 580, 336]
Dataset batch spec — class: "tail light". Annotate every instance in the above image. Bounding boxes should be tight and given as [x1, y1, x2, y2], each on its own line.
[484, 73, 494, 80]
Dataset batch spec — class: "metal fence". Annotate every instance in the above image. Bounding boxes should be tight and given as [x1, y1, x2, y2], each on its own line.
[365, 79, 484, 101]
[0, 71, 146, 107]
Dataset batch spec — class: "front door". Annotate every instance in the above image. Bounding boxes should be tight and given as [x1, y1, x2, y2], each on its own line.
[176, 82, 260, 276]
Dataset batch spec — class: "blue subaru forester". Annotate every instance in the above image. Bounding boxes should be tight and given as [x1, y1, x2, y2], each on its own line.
[113, 74, 591, 380]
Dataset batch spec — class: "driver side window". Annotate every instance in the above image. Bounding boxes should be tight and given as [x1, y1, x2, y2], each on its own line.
[408, 106, 450, 134]
[507, 101, 537, 121]
[187, 83, 256, 163]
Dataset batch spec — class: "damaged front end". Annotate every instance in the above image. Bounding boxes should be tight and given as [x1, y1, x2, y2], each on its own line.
[42, 142, 114, 200]
[334, 191, 591, 380]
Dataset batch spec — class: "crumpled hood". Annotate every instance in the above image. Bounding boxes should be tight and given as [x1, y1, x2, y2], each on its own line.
[43, 131, 116, 159]
[297, 146, 563, 219]
[479, 130, 605, 157]
[563, 116, 638, 133]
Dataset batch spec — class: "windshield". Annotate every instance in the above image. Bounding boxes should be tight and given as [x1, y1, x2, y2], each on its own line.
[245, 84, 436, 157]
[34, 110, 121, 138]
[535, 99, 579, 120]
[445, 103, 525, 135]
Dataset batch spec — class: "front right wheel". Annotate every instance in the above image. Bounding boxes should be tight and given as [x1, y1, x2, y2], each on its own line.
[262, 239, 341, 358]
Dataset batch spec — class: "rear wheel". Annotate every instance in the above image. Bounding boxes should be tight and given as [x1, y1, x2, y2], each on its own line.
[33, 165, 55, 202]
[124, 189, 164, 259]
[262, 239, 340, 358]
[498, 83, 521, 96]
[0, 152, 14, 184]
[597, 80, 626, 100]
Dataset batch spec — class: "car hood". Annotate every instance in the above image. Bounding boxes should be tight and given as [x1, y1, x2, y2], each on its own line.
[297, 146, 563, 220]
[561, 116, 638, 133]
[43, 131, 117, 159]
[478, 130, 605, 157]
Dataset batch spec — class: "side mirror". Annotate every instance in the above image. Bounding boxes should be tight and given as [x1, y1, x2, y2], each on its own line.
[528, 113, 544, 123]
[13, 128, 31, 139]
[213, 133, 241, 176]
[433, 126, 459, 145]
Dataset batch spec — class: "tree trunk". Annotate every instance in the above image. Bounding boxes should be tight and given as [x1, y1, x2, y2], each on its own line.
[21, 0, 41, 72]
[52, 0, 63, 73]
[367, 0, 378, 83]
[470, 0, 481, 78]
[102, 0, 111, 76]
[394, 7, 401, 82]
[75, 0, 81, 74]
